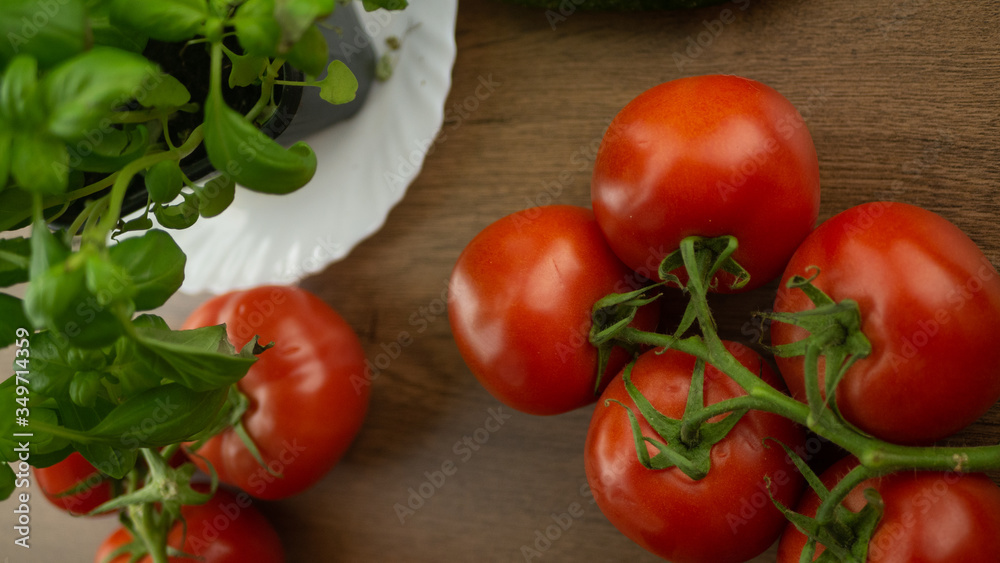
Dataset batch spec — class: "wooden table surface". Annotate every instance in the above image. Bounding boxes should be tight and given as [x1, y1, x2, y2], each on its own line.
[8, 0, 1000, 561]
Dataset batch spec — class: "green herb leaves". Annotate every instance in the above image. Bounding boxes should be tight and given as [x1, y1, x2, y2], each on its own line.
[109, 0, 210, 43]
[43, 48, 160, 140]
[204, 43, 317, 194]
[0, 0, 87, 69]
[108, 230, 186, 311]
[203, 94, 318, 193]
[0, 49, 164, 196]
[317, 60, 359, 104]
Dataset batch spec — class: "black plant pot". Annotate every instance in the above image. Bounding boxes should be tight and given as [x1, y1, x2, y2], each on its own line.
[54, 6, 376, 227]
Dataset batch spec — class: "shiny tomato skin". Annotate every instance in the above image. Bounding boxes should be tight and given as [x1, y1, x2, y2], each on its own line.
[585, 341, 807, 563]
[771, 202, 1000, 444]
[777, 456, 1000, 562]
[33, 452, 113, 516]
[591, 74, 820, 292]
[448, 205, 660, 415]
[95, 487, 284, 563]
[183, 286, 368, 500]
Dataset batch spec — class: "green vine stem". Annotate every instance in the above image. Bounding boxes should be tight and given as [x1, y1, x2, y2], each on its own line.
[608, 236, 1000, 478]
[90, 127, 205, 245]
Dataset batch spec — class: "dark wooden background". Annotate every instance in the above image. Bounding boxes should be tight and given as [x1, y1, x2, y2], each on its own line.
[6, 0, 1000, 561]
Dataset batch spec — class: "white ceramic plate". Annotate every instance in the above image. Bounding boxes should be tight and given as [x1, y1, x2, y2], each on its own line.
[163, 1, 458, 295]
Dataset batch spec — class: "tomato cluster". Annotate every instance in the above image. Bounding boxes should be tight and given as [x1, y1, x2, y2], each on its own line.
[449, 75, 1000, 562]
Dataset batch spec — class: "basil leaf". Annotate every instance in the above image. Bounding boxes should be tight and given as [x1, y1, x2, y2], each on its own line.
[27, 331, 80, 398]
[84, 384, 229, 450]
[108, 229, 185, 311]
[70, 125, 151, 174]
[153, 192, 200, 230]
[233, 0, 282, 58]
[109, 0, 209, 42]
[0, 294, 29, 350]
[24, 237, 125, 351]
[316, 60, 358, 105]
[132, 323, 262, 391]
[0, 0, 87, 69]
[11, 130, 69, 195]
[70, 371, 104, 408]
[286, 24, 329, 77]
[137, 73, 191, 109]
[84, 254, 136, 306]
[0, 237, 30, 287]
[0, 55, 41, 123]
[275, 0, 335, 49]
[144, 160, 184, 204]
[55, 396, 137, 479]
[198, 174, 236, 218]
[226, 51, 269, 89]
[0, 188, 32, 231]
[203, 89, 317, 194]
[24, 218, 71, 329]
[118, 215, 154, 235]
[42, 47, 159, 140]
[87, 5, 149, 53]
[110, 340, 163, 398]
[0, 382, 66, 461]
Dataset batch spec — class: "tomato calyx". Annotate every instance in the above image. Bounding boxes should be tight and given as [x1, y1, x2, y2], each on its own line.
[589, 286, 661, 393]
[186, 384, 283, 478]
[761, 269, 872, 425]
[658, 236, 749, 344]
[607, 359, 747, 480]
[93, 448, 217, 563]
[768, 443, 883, 563]
[91, 448, 213, 516]
[659, 235, 750, 293]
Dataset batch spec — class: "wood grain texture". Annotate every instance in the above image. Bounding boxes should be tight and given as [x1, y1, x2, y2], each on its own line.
[6, 0, 1000, 561]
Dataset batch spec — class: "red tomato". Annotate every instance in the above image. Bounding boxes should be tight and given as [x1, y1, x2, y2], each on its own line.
[585, 341, 807, 563]
[591, 74, 821, 292]
[182, 286, 368, 500]
[95, 487, 284, 563]
[771, 202, 1000, 444]
[777, 456, 1000, 562]
[34, 451, 113, 516]
[448, 205, 660, 415]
